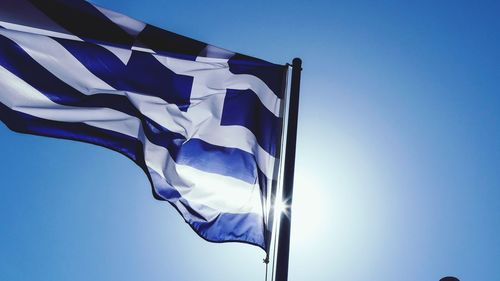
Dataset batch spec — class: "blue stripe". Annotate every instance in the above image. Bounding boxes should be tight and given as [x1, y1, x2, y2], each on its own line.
[0, 33, 147, 124]
[149, 168, 265, 250]
[0, 34, 145, 118]
[28, 0, 134, 48]
[136, 116, 266, 185]
[173, 139, 258, 184]
[191, 212, 265, 249]
[56, 38, 194, 112]
[0, 34, 93, 105]
[136, 24, 207, 61]
[0, 100, 143, 164]
[228, 53, 287, 99]
[142, 119, 258, 184]
[221, 89, 282, 157]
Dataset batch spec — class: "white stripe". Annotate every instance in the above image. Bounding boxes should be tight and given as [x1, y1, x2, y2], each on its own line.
[0, 65, 262, 215]
[0, 21, 82, 41]
[92, 5, 147, 38]
[0, 64, 140, 136]
[142, 136, 262, 215]
[100, 44, 133, 65]
[199, 45, 235, 60]
[131, 46, 156, 53]
[0, 28, 116, 94]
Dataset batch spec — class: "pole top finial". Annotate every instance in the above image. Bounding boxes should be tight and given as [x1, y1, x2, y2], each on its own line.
[292, 58, 302, 70]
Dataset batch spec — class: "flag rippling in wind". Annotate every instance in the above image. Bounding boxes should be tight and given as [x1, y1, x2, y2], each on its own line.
[0, 0, 287, 250]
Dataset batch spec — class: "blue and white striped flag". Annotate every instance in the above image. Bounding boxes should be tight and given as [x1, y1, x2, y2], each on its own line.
[0, 0, 287, 250]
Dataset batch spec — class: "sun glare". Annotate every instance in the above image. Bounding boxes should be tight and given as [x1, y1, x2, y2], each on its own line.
[275, 200, 289, 217]
[289, 168, 326, 246]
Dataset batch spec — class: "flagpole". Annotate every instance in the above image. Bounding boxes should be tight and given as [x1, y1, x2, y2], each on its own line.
[275, 58, 302, 281]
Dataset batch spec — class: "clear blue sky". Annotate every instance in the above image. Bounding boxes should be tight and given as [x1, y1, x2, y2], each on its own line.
[1, 1, 499, 280]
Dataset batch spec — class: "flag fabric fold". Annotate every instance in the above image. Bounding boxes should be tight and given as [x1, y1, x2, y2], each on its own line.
[0, 0, 287, 250]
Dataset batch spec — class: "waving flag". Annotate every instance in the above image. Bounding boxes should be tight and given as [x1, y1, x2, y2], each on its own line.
[0, 0, 287, 250]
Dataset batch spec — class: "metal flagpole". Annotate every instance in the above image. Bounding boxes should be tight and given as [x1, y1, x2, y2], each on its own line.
[274, 58, 302, 281]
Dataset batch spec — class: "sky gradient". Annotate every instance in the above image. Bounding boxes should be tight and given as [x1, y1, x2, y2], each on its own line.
[1, 1, 499, 281]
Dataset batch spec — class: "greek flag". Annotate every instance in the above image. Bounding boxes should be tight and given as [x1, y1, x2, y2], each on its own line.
[0, 0, 287, 250]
